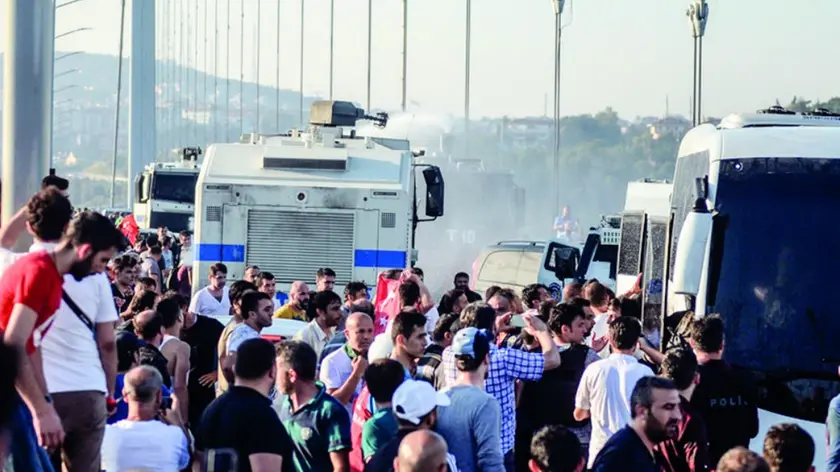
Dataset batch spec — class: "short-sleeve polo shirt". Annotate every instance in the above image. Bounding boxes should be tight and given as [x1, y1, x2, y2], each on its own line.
[278, 382, 352, 472]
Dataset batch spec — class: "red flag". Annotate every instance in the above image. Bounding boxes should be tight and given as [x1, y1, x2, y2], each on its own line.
[372, 270, 419, 336]
[119, 214, 139, 246]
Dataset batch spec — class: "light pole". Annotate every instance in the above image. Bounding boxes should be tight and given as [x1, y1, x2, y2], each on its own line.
[687, 0, 709, 126]
[401, 0, 407, 112]
[552, 0, 565, 213]
[464, 0, 471, 159]
[366, 0, 372, 111]
[55, 26, 92, 40]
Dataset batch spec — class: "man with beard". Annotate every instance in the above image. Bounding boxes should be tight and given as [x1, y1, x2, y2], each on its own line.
[277, 341, 351, 472]
[293, 291, 342, 361]
[0, 205, 125, 470]
[274, 281, 311, 322]
[222, 291, 274, 386]
[654, 349, 710, 472]
[590, 377, 682, 471]
[216, 280, 257, 396]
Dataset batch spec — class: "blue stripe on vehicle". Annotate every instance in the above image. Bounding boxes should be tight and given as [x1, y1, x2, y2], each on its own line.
[195, 244, 246, 263]
[195, 245, 406, 268]
[354, 250, 407, 269]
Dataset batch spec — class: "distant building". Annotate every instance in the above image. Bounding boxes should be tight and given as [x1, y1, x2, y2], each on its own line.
[498, 116, 553, 150]
[648, 116, 691, 140]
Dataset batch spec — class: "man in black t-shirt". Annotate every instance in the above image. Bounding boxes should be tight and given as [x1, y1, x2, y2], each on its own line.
[196, 338, 294, 472]
[591, 377, 682, 472]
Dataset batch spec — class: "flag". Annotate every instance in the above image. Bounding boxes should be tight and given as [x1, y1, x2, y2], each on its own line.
[119, 214, 139, 246]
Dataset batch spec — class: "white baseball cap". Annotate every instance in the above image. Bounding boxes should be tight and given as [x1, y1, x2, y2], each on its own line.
[391, 379, 451, 425]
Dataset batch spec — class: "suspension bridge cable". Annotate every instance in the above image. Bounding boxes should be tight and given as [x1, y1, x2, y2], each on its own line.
[239, 0, 244, 136]
[203, 0, 208, 146]
[194, 0, 200, 145]
[178, 0, 184, 148]
[186, 0, 193, 146]
[226, 0, 231, 142]
[214, 0, 219, 142]
[155, 1, 160, 158]
[276, 1, 281, 130]
[110, 0, 127, 207]
[256, 0, 261, 132]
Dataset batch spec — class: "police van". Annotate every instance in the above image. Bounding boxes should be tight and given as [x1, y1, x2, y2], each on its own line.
[191, 101, 444, 303]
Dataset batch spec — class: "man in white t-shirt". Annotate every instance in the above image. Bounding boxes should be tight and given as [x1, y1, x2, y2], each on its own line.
[189, 263, 231, 316]
[100, 366, 191, 471]
[221, 292, 274, 386]
[320, 313, 374, 411]
[573, 316, 654, 468]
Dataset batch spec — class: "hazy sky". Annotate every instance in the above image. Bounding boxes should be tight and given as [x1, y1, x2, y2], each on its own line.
[2, 0, 837, 119]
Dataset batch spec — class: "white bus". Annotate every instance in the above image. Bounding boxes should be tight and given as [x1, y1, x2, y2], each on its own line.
[648, 106, 840, 469]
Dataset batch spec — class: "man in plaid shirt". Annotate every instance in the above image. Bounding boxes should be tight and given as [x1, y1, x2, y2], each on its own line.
[442, 302, 561, 472]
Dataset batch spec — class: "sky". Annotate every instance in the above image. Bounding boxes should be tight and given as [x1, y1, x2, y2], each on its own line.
[1, 0, 838, 119]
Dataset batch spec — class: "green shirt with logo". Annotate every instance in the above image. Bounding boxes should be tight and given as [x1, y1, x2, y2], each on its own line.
[278, 382, 352, 472]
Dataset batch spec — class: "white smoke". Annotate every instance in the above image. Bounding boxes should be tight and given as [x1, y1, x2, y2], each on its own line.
[356, 112, 456, 153]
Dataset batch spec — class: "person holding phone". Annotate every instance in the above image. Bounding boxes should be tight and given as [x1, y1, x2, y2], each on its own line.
[100, 365, 191, 471]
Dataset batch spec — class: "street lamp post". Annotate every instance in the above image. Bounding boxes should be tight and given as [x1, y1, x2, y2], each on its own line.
[552, 0, 565, 213]
[687, 0, 709, 126]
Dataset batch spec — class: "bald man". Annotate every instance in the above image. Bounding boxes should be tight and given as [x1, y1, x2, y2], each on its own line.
[274, 281, 310, 321]
[320, 312, 375, 408]
[394, 430, 448, 472]
[132, 309, 172, 389]
[101, 366, 190, 470]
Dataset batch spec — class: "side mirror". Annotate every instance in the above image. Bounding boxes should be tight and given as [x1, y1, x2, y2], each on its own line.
[553, 247, 577, 280]
[671, 206, 713, 296]
[134, 174, 144, 204]
[422, 166, 444, 218]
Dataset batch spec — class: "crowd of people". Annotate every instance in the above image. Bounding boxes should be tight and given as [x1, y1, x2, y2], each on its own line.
[0, 178, 830, 472]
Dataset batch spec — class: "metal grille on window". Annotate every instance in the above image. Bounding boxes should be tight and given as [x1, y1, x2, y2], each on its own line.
[205, 206, 222, 222]
[380, 212, 396, 229]
[245, 210, 355, 284]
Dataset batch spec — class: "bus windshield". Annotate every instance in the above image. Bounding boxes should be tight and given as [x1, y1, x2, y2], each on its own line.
[151, 173, 198, 204]
[710, 158, 840, 422]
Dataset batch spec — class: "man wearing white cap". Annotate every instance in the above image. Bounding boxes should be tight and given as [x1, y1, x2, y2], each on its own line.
[363, 379, 450, 471]
[436, 327, 505, 472]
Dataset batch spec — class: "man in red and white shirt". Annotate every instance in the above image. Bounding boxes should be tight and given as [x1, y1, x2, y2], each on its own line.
[0, 189, 125, 468]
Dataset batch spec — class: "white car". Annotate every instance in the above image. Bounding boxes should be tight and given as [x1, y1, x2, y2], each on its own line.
[210, 315, 306, 343]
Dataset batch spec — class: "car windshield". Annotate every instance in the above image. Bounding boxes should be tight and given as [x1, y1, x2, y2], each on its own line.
[151, 173, 198, 204]
[709, 157, 840, 421]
